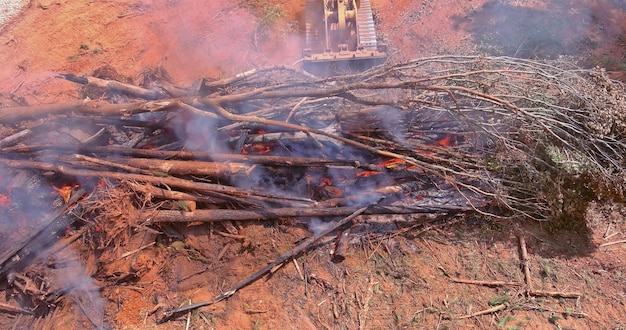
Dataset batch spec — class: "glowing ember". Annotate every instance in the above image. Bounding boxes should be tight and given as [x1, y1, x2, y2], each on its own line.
[95, 178, 107, 190]
[241, 143, 275, 155]
[319, 177, 333, 186]
[0, 194, 10, 207]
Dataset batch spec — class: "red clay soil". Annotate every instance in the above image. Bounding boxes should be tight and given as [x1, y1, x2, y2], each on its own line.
[0, 0, 625, 329]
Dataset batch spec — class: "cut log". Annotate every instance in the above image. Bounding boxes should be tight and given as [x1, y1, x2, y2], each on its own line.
[58, 73, 162, 100]
[0, 99, 180, 123]
[115, 158, 253, 177]
[2, 144, 376, 169]
[139, 205, 468, 223]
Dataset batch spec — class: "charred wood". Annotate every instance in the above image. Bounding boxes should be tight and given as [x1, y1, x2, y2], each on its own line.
[0, 189, 86, 281]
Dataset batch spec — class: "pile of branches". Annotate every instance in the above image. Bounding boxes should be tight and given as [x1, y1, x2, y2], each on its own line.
[0, 55, 625, 321]
[1, 56, 624, 221]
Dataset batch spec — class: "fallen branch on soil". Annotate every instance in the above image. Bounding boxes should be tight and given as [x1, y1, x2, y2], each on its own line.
[517, 234, 582, 299]
[156, 199, 379, 323]
[453, 303, 507, 319]
[518, 234, 534, 294]
[449, 278, 523, 287]
[139, 205, 467, 223]
[599, 239, 626, 247]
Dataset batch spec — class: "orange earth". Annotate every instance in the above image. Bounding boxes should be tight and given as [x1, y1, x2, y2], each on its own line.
[0, 0, 625, 329]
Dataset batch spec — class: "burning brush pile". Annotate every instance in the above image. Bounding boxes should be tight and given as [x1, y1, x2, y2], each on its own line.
[0, 55, 625, 326]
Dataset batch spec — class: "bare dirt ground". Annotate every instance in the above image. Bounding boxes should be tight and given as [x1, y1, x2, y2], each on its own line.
[0, 0, 625, 329]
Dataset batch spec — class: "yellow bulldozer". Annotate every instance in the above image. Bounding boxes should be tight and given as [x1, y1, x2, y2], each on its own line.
[302, 0, 387, 75]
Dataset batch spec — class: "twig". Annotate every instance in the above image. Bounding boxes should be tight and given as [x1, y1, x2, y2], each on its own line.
[517, 234, 533, 294]
[453, 303, 506, 319]
[518, 235, 582, 298]
[292, 259, 304, 281]
[599, 239, 626, 247]
[529, 290, 581, 299]
[0, 128, 33, 147]
[603, 231, 621, 240]
[450, 278, 523, 287]
[115, 242, 156, 261]
[185, 300, 192, 330]
[216, 243, 231, 261]
[156, 199, 381, 323]
[140, 205, 469, 223]
[285, 97, 307, 123]
[214, 230, 246, 240]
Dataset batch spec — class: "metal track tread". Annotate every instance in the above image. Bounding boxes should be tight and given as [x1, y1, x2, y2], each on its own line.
[356, 0, 378, 49]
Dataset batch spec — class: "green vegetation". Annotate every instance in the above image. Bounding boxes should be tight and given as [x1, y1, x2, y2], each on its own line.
[240, 0, 284, 26]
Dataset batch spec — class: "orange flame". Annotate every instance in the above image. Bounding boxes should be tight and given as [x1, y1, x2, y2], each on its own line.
[434, 135, 454, 148]
[355, 170, 381, 178]
[379, 158, 406, 168]
[52, 184, 79, 203]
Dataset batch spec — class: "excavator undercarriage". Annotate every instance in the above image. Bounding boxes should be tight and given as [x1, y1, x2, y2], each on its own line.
[303, 0, 387, 75]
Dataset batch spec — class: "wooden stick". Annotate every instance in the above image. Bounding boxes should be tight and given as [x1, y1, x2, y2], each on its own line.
[449, 278, 523, 287]
[0, 158, 312, 204]
[2, 144, 374, 169]
[517, 235, 581, 298]
[518, 235, 533, 294]
[140, 205, 467, 223]
[157, 199, 379, 323]
[0, 99, 179, 123]
[528, 290, 581, 299]
[0, 128, 33, 147]
[599, 239, 626, 247]
[115, 242, 156, 261]
[109, 157, 253, 177]
[74, 154, 254, 178]
[453, 304, 506, 319]
[128, 182, 227, 204]
[57, 73, 161, 100]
